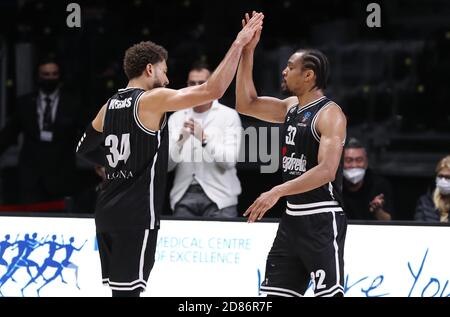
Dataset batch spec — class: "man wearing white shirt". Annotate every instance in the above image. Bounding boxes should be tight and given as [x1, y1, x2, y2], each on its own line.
[168, 64, 242, 218]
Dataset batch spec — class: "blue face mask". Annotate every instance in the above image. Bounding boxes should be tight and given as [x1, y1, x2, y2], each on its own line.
[436, 177, 450, 195]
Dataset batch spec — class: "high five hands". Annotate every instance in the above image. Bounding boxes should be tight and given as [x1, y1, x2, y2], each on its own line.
[235, 11, 264, 47]
[242, 11, 262, 51]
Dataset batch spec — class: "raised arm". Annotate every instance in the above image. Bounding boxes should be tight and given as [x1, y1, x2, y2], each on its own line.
[140, 12, 264, 114]
[236, 12, 296, 123]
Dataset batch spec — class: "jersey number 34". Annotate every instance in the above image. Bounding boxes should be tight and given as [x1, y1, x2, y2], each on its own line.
[105, 133, 131, 168]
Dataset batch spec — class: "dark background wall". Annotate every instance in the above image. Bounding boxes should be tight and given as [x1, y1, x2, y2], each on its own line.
[0, 0, 449, 219]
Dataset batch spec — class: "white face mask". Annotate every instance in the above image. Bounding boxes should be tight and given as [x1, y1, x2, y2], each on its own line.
[343, 168, 366, 185]
[436, 177, 450, 195]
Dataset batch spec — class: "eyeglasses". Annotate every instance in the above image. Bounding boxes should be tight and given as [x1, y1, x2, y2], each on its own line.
[187, 80, 206, 86]
[437, 174, 450, 180]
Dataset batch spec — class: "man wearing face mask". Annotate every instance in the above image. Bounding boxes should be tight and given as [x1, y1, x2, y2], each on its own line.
[342, 138, 394, 220]
[0, 58, 82, 204]
[415, 155, 450, 222]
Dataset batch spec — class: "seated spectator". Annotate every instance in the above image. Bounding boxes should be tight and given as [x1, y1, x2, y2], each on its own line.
[343, 138, 394, 220]
[415, 155, 450, 222]
[168, 63, 242, 218]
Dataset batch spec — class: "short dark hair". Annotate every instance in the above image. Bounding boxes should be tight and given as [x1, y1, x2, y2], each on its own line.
[345, 137, 366, 149]
[36, 56, 62, 78]
[190, 60, 211, 73]
[123, 41, 168, 80]
[296, 49, 330, 90]
[38, 56, 60, 68]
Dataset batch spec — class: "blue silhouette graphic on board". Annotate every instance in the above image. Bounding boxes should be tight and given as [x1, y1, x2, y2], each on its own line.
[0, 233, 44, 295]
[0, 234, 14, 268]
[37, 236, 87, 296]
[21, 234, 64, 296]
[0, 234, 18, 293]
[0, 233, 88, 297]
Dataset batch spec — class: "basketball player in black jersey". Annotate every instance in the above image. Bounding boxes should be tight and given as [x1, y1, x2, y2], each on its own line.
[236, 12, 347, 297]
[76, 12, 264, 297]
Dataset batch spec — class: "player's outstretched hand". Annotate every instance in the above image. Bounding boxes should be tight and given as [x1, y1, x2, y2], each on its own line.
[235, 11, 264, 47]
[241, 11, 262, 52]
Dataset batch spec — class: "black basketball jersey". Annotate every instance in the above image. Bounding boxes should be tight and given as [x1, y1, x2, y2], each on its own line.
[281, 96, 344, 208]
[95, 87, 168, 231]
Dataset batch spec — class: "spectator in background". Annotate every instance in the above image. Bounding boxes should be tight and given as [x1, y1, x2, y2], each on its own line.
[415, 155, 450, 223]
[168, 63, 242, 218]
[0, 58, 83, 203]
[343, 138, 394, 220]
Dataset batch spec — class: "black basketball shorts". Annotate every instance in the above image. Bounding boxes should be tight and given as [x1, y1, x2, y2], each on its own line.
[97, 229, 158, 292]
[260, 210, 347, 297]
